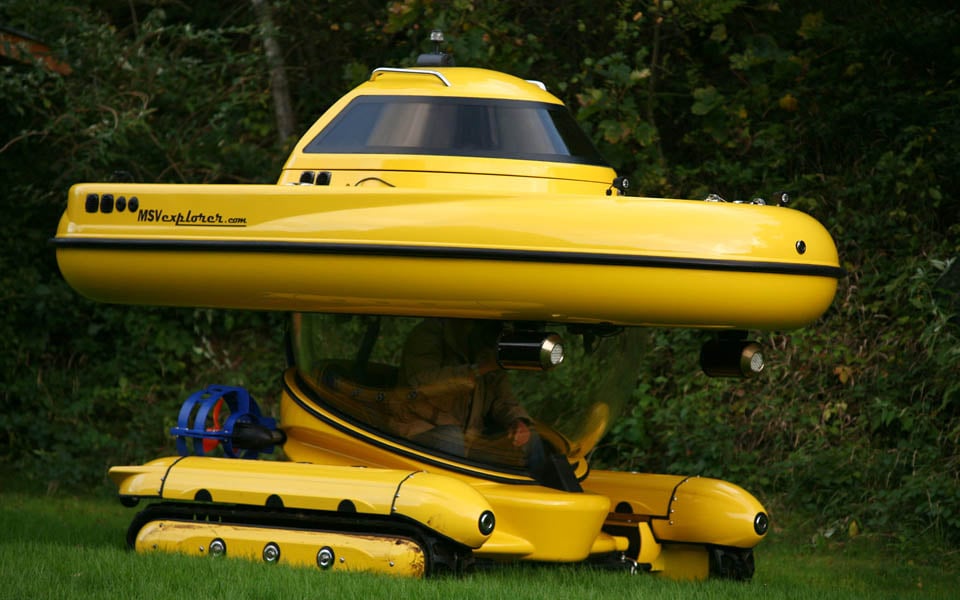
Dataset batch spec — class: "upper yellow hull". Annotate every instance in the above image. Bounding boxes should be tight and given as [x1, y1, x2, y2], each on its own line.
[54, 183, 841, 330]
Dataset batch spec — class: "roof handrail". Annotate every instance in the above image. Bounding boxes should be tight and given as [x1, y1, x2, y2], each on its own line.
[370, 67, 451, 87]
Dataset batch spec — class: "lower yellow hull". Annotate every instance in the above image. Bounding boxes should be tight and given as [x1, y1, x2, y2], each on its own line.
[110, 454, 762, 579]
[108, 372, 767, 580]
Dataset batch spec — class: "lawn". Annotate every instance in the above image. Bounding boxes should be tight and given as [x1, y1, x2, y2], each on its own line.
[0, 490, 955, 599]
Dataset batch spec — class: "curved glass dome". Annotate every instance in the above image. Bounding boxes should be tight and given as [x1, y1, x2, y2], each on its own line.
[290, 313, 643, 471]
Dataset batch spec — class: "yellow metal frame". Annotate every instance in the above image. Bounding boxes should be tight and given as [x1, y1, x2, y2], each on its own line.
[66, 65, 833, 580]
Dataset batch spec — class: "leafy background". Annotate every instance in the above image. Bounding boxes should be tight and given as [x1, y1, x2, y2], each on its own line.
[1, 0, 958, 550]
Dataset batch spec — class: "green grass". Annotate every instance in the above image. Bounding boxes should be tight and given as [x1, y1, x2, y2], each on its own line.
[0, 490, 956, 599]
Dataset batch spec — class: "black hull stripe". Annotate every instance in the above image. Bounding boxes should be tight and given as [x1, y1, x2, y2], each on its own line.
[52, 237, 846, 279]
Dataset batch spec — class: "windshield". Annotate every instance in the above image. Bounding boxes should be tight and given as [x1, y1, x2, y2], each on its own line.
[303, 95, 608, 166]
[290, 314, 643, 471]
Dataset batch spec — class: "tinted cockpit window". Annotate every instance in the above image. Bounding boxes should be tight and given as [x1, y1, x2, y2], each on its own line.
[304, 96, 608, 166]
[290, 314, 644, 469]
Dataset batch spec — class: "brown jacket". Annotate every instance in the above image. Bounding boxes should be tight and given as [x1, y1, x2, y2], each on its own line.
[395, 319, 529, 439]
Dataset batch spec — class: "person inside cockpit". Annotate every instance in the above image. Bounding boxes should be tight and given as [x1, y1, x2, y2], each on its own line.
[398, 318, 542, 466]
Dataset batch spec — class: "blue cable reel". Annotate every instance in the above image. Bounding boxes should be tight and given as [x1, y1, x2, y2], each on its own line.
[170, 385, 284, 459]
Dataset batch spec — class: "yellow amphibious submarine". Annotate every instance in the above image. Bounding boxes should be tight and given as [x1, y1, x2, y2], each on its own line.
[53, 40, 842, 580]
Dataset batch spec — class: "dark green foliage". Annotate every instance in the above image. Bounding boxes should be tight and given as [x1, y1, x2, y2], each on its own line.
[2, 0, 958, 550]
[0, 0, 287, 490]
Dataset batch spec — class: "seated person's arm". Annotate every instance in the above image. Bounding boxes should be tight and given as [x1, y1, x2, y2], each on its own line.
[486, 371, 534, 446]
